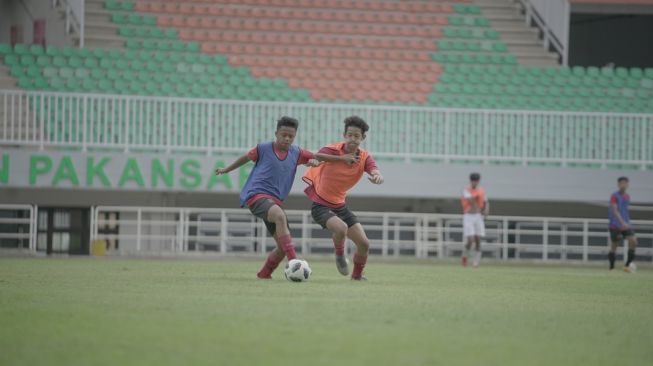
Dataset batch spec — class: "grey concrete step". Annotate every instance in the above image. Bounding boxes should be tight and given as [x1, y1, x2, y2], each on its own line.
[483, 12, 524, 22]
[85, 20, 119, 31]
[78, 36, 124, 49]
[475, 0, 515, 5]
[0, 76, 17, 88]
[476, 0, 562, 66]
[481, 6, 522, 17]
[86, 11, 113, 24]
[502, 35, 543, 46]
[85, 1, 107, 12]
[515, 56, 560, 67]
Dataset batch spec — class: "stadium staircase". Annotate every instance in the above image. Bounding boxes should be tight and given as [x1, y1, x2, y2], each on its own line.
[0, 0, 651, 113]
[475, 0, 558, 66]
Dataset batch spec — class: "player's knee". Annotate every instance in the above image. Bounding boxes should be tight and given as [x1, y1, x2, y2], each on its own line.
[328, 219, 348, 237]
[356, 238, 370, 252]
[268, 208, 286, 225]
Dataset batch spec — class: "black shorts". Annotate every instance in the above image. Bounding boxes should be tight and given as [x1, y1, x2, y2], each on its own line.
[311, 202, 359, 229]
[610, 228, 635, 242]
[248, 198, 289, 236]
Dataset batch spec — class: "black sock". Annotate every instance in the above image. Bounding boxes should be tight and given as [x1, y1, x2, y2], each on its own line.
[608, 251, 615, 269]
[626, 249, 635, 266]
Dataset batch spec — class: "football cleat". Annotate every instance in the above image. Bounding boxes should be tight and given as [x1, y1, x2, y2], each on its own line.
[336, 255, 350, 276]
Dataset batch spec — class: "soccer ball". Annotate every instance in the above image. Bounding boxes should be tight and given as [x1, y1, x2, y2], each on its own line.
[628, 262, 637, 273]
[284, 259, 312, 282]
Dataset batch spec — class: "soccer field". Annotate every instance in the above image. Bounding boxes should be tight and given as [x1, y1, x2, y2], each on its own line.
[1, 257, 652, 366]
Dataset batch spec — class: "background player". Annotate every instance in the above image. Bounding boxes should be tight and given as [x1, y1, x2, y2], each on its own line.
[303, 116, 384, 280]
[214, 117, 315, 279]
[608, 176, 638, 272]
[461, 172, 489, 268]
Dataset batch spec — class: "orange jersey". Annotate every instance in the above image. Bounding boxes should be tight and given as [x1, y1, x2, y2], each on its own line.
[303, 142, 369, 206]
[461, 185, 486, 213]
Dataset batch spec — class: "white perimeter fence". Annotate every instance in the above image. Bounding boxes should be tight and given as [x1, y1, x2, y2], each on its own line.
[2, 204, 651, 264]
[1, 90, 652, 169]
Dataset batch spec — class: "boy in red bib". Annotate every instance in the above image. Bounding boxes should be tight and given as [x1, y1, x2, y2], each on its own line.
[303, 116, 384, 280]
[216, 117, 354, 279]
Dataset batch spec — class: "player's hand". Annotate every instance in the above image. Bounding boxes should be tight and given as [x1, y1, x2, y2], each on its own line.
[305, 159, 322, 167]
[621, 223, 630, 230]
[342, 153, 359, 165]
[215, 168, 228, 175]
[368, 173, 384, 184]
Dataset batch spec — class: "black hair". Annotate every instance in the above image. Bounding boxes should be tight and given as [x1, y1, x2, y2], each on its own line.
[277, 116, 299, 130]
[344, 116, 369, 134]
[470, 173, 481, 181]
[618, 176, 629, 183]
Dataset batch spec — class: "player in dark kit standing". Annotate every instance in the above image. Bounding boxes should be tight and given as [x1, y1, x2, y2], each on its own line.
[608, 176, 638, 273]
[216, 117, 355, 279]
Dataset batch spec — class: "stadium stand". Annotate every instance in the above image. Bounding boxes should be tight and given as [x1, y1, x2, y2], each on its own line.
[0, 0, 652, 112]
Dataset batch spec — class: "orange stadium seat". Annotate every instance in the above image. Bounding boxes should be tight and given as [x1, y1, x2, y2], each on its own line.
[14, 0, 649, 112]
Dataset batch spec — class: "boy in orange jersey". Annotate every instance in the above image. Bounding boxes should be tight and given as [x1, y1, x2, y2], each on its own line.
[461, 172, 489, 268]
[302, 116, 384, 280]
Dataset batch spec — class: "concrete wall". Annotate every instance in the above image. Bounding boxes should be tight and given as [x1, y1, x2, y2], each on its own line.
[2, 160, 652, 219]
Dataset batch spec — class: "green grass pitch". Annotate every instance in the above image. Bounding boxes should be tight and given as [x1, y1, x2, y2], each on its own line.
[1, 257, 652, 366]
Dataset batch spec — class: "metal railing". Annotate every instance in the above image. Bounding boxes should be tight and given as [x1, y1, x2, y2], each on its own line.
[88, 206, 653, 264]
[0, 204, 37, 251]
[1, 90, 652, 168]
[519, 0, 570, 65]
[54, 0, 85, 48]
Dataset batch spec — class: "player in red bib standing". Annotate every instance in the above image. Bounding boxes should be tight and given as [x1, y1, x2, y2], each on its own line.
[303, 116, 384, 280]
[215, 117, 354, 279]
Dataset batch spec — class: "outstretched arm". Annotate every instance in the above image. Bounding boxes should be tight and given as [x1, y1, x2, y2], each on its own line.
[315, 152, 358, 165]
[215, 155, 251, 175]
[368, 169, 384, 184]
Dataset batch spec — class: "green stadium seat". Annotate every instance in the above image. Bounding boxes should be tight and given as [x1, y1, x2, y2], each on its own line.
[475, 18, 490, 27]
[601, 67, 615, 77]
[61, 47, 76, 57]
[19, 55, 35, 66]
[0, 43, 12, 55]
[68, 56, 83, 68]
[90, 68, 105, 79]
[13, 44, 29, 55]
[26, 67, 41, 78]
[112, 14, 127, 24]
[485, 30, 499, 39]
[105, 0, 120, 10]
[629, 68, 643, 78]
[121, 1, 135, 11]
[36, 55, 50, 67]
[84, 58, 99, 68]
[119, 27, 136, 38]
[614, 67, 629, 78]
[29, 45, 44, 56]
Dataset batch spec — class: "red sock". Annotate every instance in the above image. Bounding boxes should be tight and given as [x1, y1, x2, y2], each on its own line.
[352, 253, 368, 279]
[277, 234, 297, 260]
[257, 249, 285, 279]
[333, 238, 345, 256]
